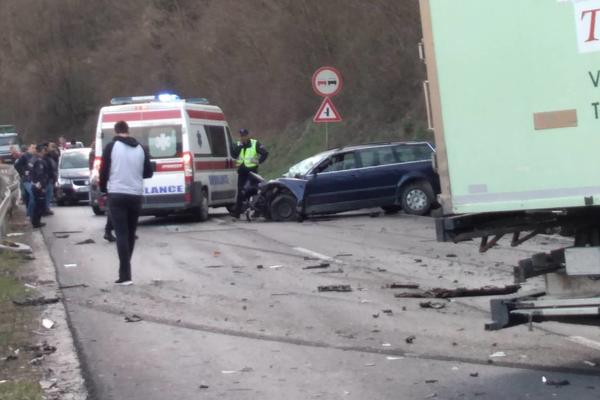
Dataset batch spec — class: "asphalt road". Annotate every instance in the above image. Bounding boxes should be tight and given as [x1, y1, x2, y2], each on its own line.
[41, 205, 600, 400]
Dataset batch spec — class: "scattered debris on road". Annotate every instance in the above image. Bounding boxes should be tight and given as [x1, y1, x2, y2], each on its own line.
[55, 234, 69, 239]
[318, 285, 352, 292]
[75, 239, 95, 245]
[199, 384, 209, 389]
[419, 301, 447, 310]
[317, 268, 344, 274]
[425, 380, 438, 384]
[205, 265, 224, 268]
[376, 267, 387, 272]
[372, 313, 379, 318]
[303, 263, 330, 270]
[446, 254, 457, 258]
[584, 360, 597, 367]
[124, 314, 143, 323]
[542, 376, 570, 387]
[256, 265, 264, 269]
[394, 285, 521, 299]
[39, 379, 57, 390]
[414, 258, 422, 263]
[405, 335, 416, 344]
[489, 351, 506, 358]
[13, 297, 60, 306]
[382, 283, 420, 289]
[63, 264, 78, 269]
[0, 240, 32, 254]
[269, 265, 284, 269]
[3, 354, 18, 362]
[25, 342, 56, 357]
[42, 319, 55, 329]
[335, 253, 353, 257]
[386, 356, 403, 361]
[382, 309, 393, 315]
[470, 372, 479, 377]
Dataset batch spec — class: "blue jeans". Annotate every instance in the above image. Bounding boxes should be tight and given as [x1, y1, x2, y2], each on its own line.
[45, 184, 54, 210]
[23, 182, 34, 217]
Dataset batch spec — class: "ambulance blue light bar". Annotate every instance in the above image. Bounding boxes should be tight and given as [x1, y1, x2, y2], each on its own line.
[109, 93, 182, 105]
[186, 98, 210, 105]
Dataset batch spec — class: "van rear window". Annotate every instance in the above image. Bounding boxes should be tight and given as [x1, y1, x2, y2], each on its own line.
[103, 125, 183, 159]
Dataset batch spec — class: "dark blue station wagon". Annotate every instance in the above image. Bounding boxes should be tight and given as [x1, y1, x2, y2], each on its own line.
[262, 142, 440, 221]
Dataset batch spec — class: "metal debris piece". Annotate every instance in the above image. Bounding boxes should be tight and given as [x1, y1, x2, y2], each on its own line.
[317, 268, 344, 274]
[256, 265, 264, 269]
[489, 351, 506, 358]
[382, 309, 393, 315]
[425, 380, 438, 384]
[336, 253, 353, 257]
[75, 239, 95, 245]
[55, 234, 69, 239]
[199, 384, 209, 389]
[383, 283, 420, 289]
[29, 356, 44, 365]
[39, 379, 57, 390]
[376, 267, 387, 272]
[13, 297, 60, 306]
[59, 284, 88, 290]
[395, 285, 521, 299]
[318, 285, 352, 292]
[470, 372, 479, 377]
[303, 263, 330, 270]
[4, 354, 18, 362]
[386, 356, 403, 360]
[42, 319, 55, 329]
[414, 258, 422, 263]
[405, 335, 416, 344]
[542, 376, 570, 387]
[446, 254, 457, 258]
[419, 301, 446, 310]
[372, 313, 380, 318]
[269, 265, 283, 269]
[205, 265, 224, 268]
[124, 314, 143, 323]
[63, 264, 78, 268]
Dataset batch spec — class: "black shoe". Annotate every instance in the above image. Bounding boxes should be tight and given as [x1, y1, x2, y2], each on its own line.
[114, 279, 133, 286]
[42, 210, 54, 216]
[104, 232, 117, 242]
[32, 223, 46, 228]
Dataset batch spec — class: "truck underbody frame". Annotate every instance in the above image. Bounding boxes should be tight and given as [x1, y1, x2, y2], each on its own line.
[436, 207, 600, 329]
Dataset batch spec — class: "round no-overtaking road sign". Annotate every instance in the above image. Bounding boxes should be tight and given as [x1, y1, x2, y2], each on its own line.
[312, 66, 343, 97]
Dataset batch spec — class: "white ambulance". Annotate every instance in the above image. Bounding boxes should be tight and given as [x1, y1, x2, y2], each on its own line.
[90, 94, 238, 220]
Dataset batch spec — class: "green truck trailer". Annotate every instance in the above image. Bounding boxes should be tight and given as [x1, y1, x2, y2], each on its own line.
[420, 0, 600, 329]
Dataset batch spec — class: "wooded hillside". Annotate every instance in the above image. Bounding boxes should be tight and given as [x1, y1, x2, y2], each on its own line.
[0, 0, 429, 174]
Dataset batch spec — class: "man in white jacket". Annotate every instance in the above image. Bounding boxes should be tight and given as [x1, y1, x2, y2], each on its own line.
[99, 121, 153, 285]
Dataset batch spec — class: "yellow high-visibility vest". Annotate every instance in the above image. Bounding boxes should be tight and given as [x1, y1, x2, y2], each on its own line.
[236, 139, 258, 168]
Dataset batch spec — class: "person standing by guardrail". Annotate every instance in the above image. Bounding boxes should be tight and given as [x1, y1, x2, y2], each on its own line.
[14, 144, 37, 218]
[30, 144, 51, 228]
[43, 142, 59, 216]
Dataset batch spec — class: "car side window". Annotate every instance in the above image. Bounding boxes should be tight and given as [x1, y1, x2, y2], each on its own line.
[359, 146, 397, 167]
[318, 152, 357, 173]
[394, 144, 433, 163]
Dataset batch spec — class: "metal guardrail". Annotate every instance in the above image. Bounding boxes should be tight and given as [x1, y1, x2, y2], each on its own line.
[0, 164, 19, 237]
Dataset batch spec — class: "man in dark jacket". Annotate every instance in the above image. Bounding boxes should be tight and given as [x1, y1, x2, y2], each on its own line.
[30, 144, 50, 228]
[99, 121, 153, 285]
[230, 128, 268, 218]
[43, 143, 59, 216]
[14, 144, 37, 216]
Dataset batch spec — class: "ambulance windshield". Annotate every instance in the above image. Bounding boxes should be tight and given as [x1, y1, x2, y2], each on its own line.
[103, 125, 183, 159]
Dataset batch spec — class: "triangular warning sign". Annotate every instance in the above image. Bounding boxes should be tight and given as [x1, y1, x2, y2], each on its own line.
[313, 97, 342, 123]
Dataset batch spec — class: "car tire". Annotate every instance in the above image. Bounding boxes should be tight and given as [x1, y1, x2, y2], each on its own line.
[194, 190, 209, 222]
[401, 182, 434, 216]
[381, 205, 401, 214]
[92, 205, 104, 215]
[270, 193, 297, 222]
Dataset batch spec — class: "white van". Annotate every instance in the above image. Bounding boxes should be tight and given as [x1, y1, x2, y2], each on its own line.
[90, 95, 237, 220]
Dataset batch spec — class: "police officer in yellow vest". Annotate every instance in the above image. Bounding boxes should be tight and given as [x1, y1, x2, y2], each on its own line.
[231, 128, 269, 218]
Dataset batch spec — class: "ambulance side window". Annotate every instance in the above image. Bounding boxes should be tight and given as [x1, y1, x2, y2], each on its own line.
[226, 127, 233, 157]
[191, 124, 211, 156]
[205, 125, 228, 157]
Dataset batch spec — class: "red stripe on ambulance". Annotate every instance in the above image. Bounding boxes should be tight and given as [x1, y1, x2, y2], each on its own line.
[187, 110, 225, 121]
[156, 162, 184, 172]
[195, 160, 234, 170]
[102, 110, 182, 123]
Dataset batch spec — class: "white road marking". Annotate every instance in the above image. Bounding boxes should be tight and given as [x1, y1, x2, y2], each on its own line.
[293, 247, 345, 265]
[568, 336, 600, 352]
